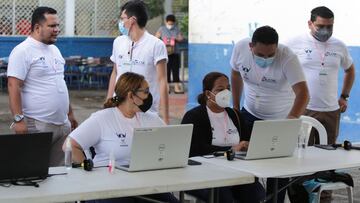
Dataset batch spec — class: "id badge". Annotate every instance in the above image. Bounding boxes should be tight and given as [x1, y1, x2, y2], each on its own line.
[319, 69, 328, 86]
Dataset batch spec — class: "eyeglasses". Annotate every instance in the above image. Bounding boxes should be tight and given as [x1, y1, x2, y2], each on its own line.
[135, 88, 150, 94]
[313, 24, 333, 30]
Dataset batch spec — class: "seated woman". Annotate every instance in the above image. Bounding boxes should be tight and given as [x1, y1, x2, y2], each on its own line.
[64, 72, 179, 203]
[181, 72, 265, 203]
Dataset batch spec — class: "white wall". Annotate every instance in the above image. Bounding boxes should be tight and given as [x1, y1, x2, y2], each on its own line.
[190, 0, 360, 46]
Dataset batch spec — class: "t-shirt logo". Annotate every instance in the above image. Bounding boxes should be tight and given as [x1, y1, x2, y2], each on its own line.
[262, 76, 276, 83]
[304, 48, 312, 60]
[242, 65, 251, 80]
[242, 65, 250, 73]
[304, 49, 312, 54]
[116, 132, 128, 146]
[226, 128, 238, 135]
[325, 51, 337, 57]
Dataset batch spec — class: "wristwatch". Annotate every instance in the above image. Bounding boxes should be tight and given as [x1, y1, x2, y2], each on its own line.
[13, 114, 25, 123]
[340, 94, 349, 101]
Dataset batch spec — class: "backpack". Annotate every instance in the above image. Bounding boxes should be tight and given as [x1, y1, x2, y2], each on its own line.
[288, 170, 353, 203]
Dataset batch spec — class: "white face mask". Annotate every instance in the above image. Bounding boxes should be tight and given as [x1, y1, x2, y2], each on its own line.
[210, 89, 232, 108]
[166, 24, 174, 30]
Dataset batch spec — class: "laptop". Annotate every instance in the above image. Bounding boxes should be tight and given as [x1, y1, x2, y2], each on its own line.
[116, 124, 193, 172]
[235, 119, 302, 160]
[0, 132, 53, 182]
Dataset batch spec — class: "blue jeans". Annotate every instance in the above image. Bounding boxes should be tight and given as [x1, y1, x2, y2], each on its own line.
[241, 108, 288, 203]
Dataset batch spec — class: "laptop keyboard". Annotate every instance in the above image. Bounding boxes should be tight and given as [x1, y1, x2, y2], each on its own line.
[235, 151, 247, 158]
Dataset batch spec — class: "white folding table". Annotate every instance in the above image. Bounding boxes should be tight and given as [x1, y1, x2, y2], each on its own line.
[0, 161, 254, 203]
[192, 147, 360, 203]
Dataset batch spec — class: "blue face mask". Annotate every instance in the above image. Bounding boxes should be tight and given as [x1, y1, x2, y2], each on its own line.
[254, 54, 275, 68]
[118, 21, 129, 36]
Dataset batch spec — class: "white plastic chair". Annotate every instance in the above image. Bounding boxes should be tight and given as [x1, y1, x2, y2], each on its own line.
[299, 115, 353, 203]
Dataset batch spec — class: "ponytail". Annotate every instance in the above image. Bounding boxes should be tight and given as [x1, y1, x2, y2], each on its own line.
[103, 96, 124, 109]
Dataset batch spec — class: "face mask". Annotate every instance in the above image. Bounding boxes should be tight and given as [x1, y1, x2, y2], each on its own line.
[313, 27, 333, 42]
[210, 89, 232, 108]
[118, 20, 129, 36]
[134, 92, 153, 112]
[166, 24, 174, 30]
[254, 54, 275, 68]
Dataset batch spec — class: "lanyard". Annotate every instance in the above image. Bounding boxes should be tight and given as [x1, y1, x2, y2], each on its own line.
[129, 41, 135, 61]
[223, 111, 229, 144]
[313, 39, 327, 67]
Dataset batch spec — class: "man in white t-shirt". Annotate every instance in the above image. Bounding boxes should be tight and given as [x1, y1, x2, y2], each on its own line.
[286, 6, 355, 146]
[230, 25, 309, 203]
[7, 7, 78, 167]
[286, 7, 355, 202]
[106, 0, 169, 123]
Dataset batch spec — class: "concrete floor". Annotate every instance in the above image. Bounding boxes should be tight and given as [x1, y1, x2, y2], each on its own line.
[0, 89, 359, 202]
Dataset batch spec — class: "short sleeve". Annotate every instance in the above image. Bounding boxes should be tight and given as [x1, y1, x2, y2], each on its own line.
[69, 113, 102, 150]
[230, 41, 241, 72]
[153, 40, 168, 65]
[340, 44, 353, 70]
[110, 38, 118, 63]
[283, 53, 306, 86]
[7, 48, 29, 80]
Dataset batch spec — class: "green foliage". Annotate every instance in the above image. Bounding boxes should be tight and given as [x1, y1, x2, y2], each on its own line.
[179, 14, 188, 38]
[144, 0, 165, 19]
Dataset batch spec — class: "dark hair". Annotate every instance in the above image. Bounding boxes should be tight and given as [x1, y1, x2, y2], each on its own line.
[197, 72, 228, 105]
[251, 25, 278, 45]
[310, 6, 334, 22]
[31, 7, 57, 32]
[166, 14, 176, 22]
[120, 0, 148, 28]
[104, 72, 145, 108]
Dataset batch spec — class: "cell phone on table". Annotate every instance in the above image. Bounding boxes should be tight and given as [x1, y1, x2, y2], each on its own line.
[314, 144, 336, 150]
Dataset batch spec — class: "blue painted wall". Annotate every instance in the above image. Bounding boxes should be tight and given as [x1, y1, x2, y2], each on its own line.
[188, 43, 360, 142]
[0, 36, 115, 58]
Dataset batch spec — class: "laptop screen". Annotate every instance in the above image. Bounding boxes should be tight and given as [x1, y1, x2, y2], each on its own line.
[117, 124, 193, 172]
[0, 132, 53, 181]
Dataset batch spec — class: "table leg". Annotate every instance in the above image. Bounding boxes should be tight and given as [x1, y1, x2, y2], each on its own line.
[273, 178, 278, 203]
[208, 188, 214, 203]
[179, 191, 185, 203]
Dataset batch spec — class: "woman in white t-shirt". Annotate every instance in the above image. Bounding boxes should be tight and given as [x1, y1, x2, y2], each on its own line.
[181, 72, 265, 203]
[63, 72, 178, 203]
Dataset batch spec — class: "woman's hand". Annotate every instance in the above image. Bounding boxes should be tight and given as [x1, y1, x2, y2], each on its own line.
[232, 141, 249, 152]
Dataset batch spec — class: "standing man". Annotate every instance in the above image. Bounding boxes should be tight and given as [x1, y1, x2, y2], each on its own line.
[286, 7, 355, 203]
[156, 14, 184, 93]
[286, 6, 355, 146]
[230, 26, 309, 203]
[106, 0, 169, 123]
[7, 7, 78, 167]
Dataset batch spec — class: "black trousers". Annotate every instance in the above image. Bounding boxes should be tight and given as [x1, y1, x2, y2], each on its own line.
[187, 179, 265, 203]
[167, 53, 180, 83]
[86, 193, 179, 203]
